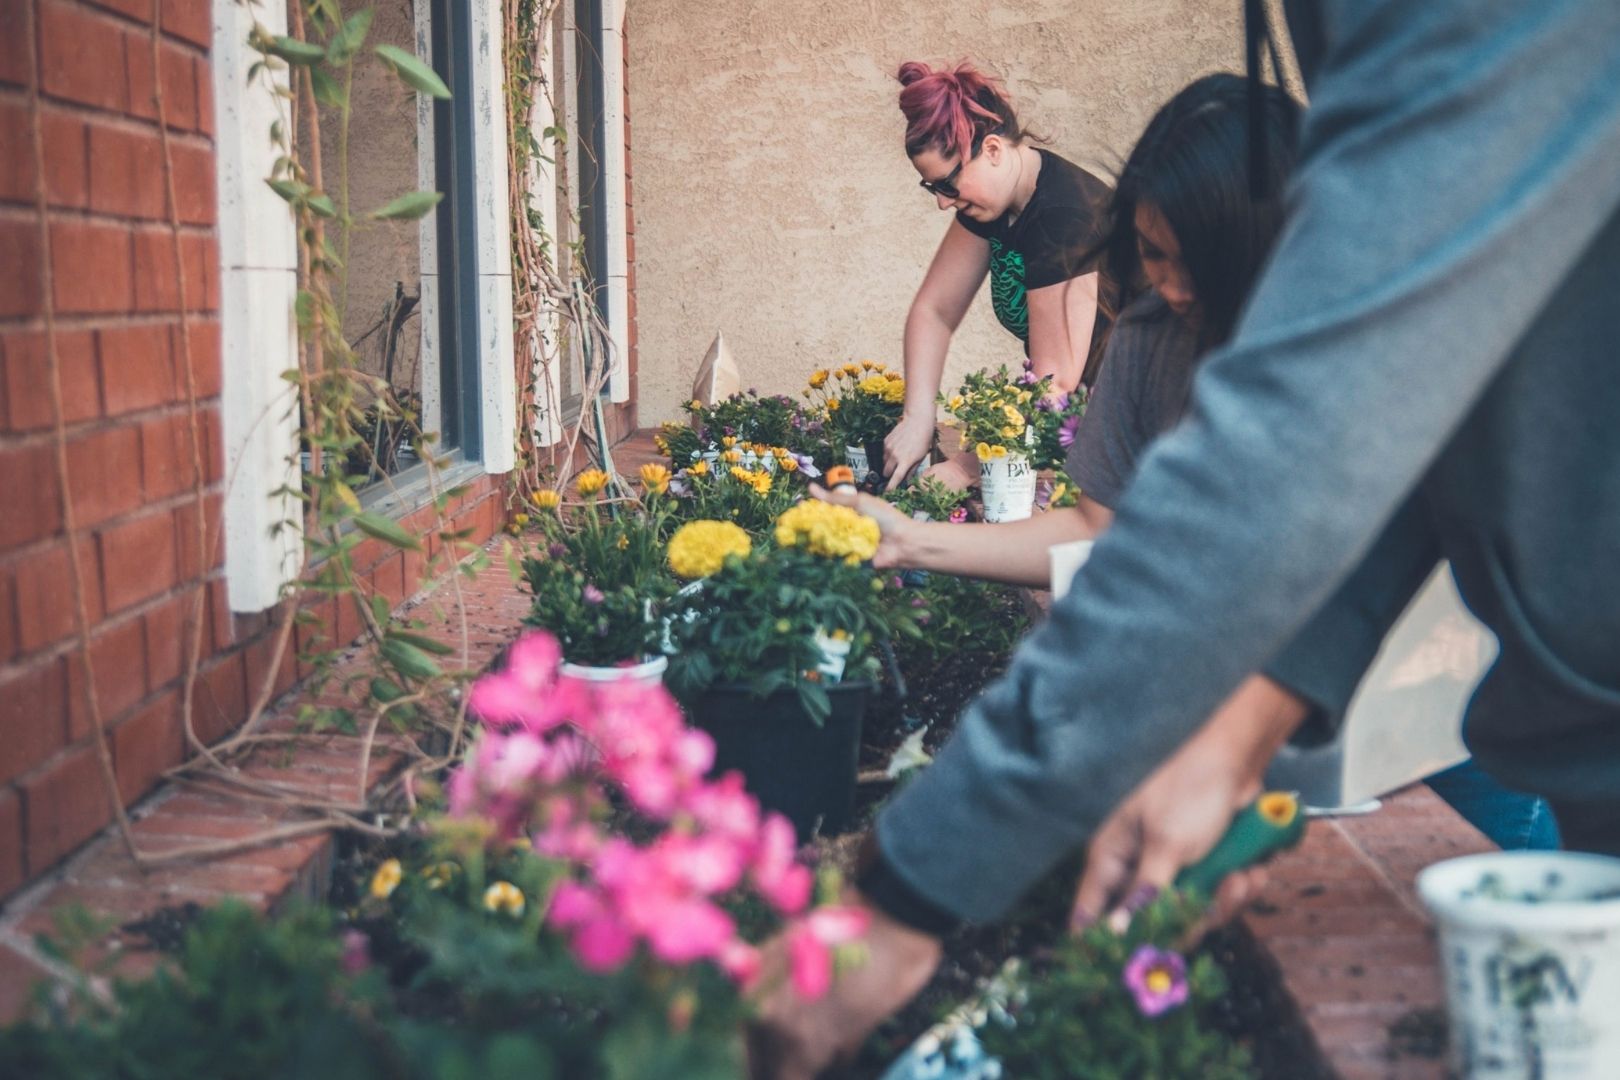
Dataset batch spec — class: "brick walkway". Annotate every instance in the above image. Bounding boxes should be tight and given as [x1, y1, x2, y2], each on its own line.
[0, 430, 1493, 1080]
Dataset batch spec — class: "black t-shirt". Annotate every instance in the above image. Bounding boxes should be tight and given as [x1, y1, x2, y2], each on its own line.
[955, 149, 1112, 347]
[1063, 290, 1201, 509]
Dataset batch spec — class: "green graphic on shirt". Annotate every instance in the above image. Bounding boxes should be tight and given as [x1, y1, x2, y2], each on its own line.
[988, 238, 1028, 340]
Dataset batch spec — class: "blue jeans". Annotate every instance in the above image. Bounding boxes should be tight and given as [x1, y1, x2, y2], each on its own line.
[1425, 758, 1561, 851]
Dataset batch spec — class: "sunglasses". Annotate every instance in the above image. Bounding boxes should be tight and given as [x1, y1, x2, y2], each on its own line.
[918, 157, 965, 200]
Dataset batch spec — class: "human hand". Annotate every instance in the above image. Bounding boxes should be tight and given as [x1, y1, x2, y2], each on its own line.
[918, 450, 978, 493]
[748, 893, 943, 1080]
[811, 482, 919, 570]
[883, 414, 936, 492]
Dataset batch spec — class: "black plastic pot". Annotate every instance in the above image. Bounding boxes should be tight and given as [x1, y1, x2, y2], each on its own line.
[685, 681, 871, 841]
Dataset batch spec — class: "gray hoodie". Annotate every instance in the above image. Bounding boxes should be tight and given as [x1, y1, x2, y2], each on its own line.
[871, 0, 1620, 924]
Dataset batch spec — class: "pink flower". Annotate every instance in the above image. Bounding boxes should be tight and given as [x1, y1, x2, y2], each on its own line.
[948, 506, 968, 524]
[1123, 945, 1189, 1017]
[573, 915, 637, 972]
[340, 929, 370, 976]
[467, 632, 590, 734]
[582, 584, 606, 605]
[752, 815, 813, 914]
[787, 922, 833, 999]
[719, 940, 762, 987]
[645, 899, 736, 964]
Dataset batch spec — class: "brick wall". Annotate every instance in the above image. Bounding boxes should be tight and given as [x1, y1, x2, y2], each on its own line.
[0, 0, 509, 903]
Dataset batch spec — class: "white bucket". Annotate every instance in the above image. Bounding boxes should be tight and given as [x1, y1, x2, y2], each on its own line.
[812, 628, 851, 684]
[559, 653, 669, 688]
[845, 444, 872, 484]
[1418, 851, 1620, 1078]
[979, 451, 1036, 523]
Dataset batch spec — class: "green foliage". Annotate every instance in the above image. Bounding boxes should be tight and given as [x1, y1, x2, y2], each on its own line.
[662, 456, 805, 540]
[883, 572, 1026, 670]
[883, 477, 969, 522]
[942, 365, 1088, 471]
[664, 547, 916, 724]
[804, 363, 906, 448]
[675, 391, 831, 462]
[521, 497, 677, 666]
[979, 892, 1254, 1080]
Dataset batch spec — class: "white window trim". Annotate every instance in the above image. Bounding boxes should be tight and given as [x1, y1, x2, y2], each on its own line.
[470, 0, 518, 473]
[213, 0, 303, 614]
[601, 0, 630, 404]
[528, 20, 564, 448]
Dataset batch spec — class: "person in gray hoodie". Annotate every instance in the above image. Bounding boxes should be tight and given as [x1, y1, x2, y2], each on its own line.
[751, 1, 1620, 1075]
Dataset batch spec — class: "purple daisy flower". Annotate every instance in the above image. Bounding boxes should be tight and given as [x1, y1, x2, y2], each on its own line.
[1123, 945, 1189, 1017]
[548, 542, 568, 560]
[1058, 414, 1083, 449]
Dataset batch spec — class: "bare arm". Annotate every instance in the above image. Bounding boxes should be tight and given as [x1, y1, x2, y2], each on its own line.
[1025, 271, 1100, 395]
[886, 222, 989, 486]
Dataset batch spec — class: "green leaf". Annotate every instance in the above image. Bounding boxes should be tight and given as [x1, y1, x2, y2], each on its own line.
[265, 178, 310, 203]
[331, 481, 361, 513]
[374, 44, 451, 99]
[369, 190, 445, 221]
[327, 8, 373, 63]
[353, 512, 423, 551]
[306, 192, 338, 218]
[387, 630, 455, 656]
[381, 637, 443, 681]
[268, 36, 328, 64]
[310, 66, 345, 108]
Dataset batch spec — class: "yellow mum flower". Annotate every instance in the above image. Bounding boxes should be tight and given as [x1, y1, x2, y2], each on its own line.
[639, 462, 671, 495]
[689, 399, 703, 410]
[532, 489, 562, 511]
[861, 359, 878, 371]
[774, 501, 880, 562]
[808, 369, 829, 389]
[689, 460, 710, 477]
[370, 858, 403, 900]
[668, 520, 753, 579]
[483, 881, 526, 917]
[857, 374, 892, 398]
[576, 468, 610, 497]
[881, 379, 905, 404]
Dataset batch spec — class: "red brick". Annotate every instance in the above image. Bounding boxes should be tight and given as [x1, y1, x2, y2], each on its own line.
[173, 492, 223, 578]
[197, 649, 245, 744]
[99, 509, 177, 613]
[99, 320, 174, 415]
[0, 565, 15, 662]
[207, 577, 231, 649]
[170, 139, 214, 225]
[87, 0, 154, 20]
[0, 5, 27, 89]
[126, 32, 196, 131]
[113, 688, 180, 803]
[40, 1, 129, 112]
[141, 413, 197, 500]
[142, 591, 191, 688]
[193, 56, 212, 137]
[2, 328, 100, 431]
[0, 790, 23, 899]
[65, 616, 148, 740]
[131, 227, 214, 312]
[243, 624, 298, 707]
[0, 218, 45, 319]
[0, 657, 68, 785]
[13, 536, 102, 653]
[161, 0, 211, 50]
[67, 422, 145, 527]
[372, 551, 407, 610]
[0, 941, 49, 1023]
[51, 219, 134, 315]
[175, 316, 221, 398]
[22, 744, 114, 875]
[87, 120, 166, 218]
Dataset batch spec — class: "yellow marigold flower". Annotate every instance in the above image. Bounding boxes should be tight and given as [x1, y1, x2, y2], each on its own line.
[808, 369, 830, 389]
[532, 489, 562, 511]
[689, 460, 710, 476]
[774, 501, 880, 562]
[689, 399, 703, 410]
[576, 468, 610, 497]
[753, 474, 773, 496]
[780, 457, 799, 472]
[861, 359, 877, 371]
[881, 379, 905, 404]
[857, 374, 892, 398]
[370, 858, 403, 900]
[722, 436, 737, 448]
[483, 880, 525, 917]
[639, 462, 671, 495]
[668, 520, 752, 579]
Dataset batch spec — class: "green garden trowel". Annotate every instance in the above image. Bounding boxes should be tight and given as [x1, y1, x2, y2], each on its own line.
[876, 791, 1308, 1080]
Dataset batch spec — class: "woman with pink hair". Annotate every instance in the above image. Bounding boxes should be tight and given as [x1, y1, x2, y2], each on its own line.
[884, 59, 1112, 492]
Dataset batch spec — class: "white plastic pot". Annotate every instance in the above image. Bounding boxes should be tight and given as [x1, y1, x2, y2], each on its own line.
[559, 653, 669, 688]
[812, 628, 852, 684]
[1418, 851, 1620, 1078]
[845, 444, 872, 484]
[979, 451, 1036, 523]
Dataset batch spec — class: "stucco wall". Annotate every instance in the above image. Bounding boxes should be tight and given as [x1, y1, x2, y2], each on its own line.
[629, 0, 1253, 424]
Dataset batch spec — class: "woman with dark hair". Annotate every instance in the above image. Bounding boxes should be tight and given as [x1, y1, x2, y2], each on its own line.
[830, 73, 1298, 578]
[882, 60, 1113, 492]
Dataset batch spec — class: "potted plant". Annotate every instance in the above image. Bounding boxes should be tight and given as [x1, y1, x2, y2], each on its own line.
[804, 362, 907, 484]
[941, 363, 1087, 522]
[521, 465, 676, 685]
[661, 502, 915, 838]
[659, 390, 835, 474]
[661, 444, 810, 540]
